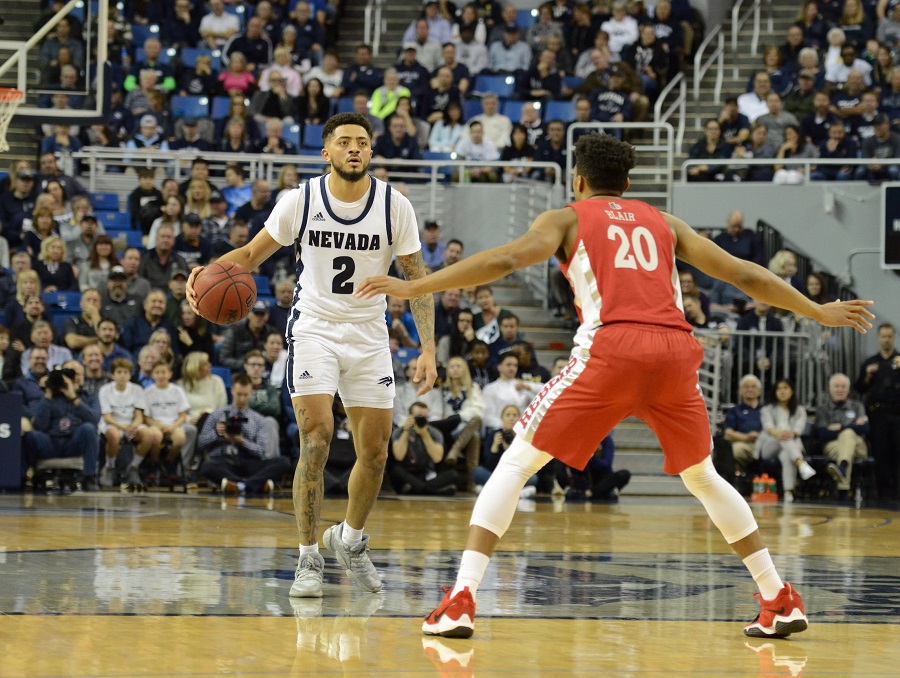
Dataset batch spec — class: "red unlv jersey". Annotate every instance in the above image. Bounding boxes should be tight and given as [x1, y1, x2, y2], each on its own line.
[560, 197, 692, 343]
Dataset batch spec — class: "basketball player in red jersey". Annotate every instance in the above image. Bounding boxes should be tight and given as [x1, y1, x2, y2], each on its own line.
[355, 134, 875, 639]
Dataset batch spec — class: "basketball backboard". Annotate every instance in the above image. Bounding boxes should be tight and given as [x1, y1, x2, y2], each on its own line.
[0, 0, 109, 127]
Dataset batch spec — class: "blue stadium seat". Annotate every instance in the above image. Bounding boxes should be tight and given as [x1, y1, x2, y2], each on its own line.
[136, 47, 174, 64]
[334, 97, 355, 114]
[223, 4, 246, 28]
[463, 98, 483, 120]
[422, 151, 454, 182]
[302, 123, 324, 149]
[171, 95, 209, 119]
[99, 212, 132, 229]
[106, 229, 144, 249]
[474, 75, 516, 99]
[43, 291, 82, 310]
[517, 9, 537, 30]
[91, 192, 119, 212]
[51, 309, 80, 341]
[502, 100, 533, 121]
[131, 24, 160, 48]
[282, 124, 301, 147]
[545, 100, 576, 123]
[563, 75, 585, 90]
[211, 96, 232, 120]
[211, 366, 232, 391]
[395, 347, 420, 365]
[180, 47, 220, 69]
[253, 275, 272, 296]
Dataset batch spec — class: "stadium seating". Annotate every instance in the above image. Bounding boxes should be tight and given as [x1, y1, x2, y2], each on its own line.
[171, 96, 210, 119]
[282, 124, 301, 147]
[211, 366, 232, 391]
[131, 24, 160, 48]
[135, 47, 175, 64]
[473, 75, 516, 99]
[106, 229, 144, 249]
[91, 192, 120, 212]
[181, 48, 221, 69]
[99, 212, 131, 229]
[333, 97, 355, 114]
[43, 291, 82, 310]
[253, 275, 272, 296]
[211, 96, 233, 120]
[463, 98, 483, 121]
[517, 9, 537, 30]
[301, 124, 324, 149]
[395, 347, 420, 365]
[545, 100, 576, 123]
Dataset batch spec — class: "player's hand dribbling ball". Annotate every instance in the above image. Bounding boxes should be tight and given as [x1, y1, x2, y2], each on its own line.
[192, 261, 257, 324]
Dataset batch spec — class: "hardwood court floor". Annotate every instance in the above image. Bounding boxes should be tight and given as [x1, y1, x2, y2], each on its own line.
[1, 492, 898, 677]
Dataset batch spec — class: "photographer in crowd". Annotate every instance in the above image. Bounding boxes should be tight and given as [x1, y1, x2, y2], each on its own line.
[197, 375, 289, 495]
[389, 401, 457, 496]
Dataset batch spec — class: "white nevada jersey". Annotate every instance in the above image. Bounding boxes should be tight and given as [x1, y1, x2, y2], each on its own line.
[265, 174, 421, 323]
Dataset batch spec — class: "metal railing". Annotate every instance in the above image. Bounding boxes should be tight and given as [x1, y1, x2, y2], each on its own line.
[364, 0, 387, 56]
[506, 181, 556, 309]
[680, 156, 900, 183]
[653, 72, 687, 152]
[731, 0, 773, 79]
[693, 29, 725, 105]
[564, 122, 675, 208]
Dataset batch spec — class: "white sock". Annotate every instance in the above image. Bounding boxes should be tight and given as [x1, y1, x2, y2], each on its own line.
[299, 543, 319, 557]
[105, 456, 116, 469]
[452, 550, 490, 601]
[743, 548, 784, 600]
[342, 522, 364, 548]
[129, 454, 144, 469]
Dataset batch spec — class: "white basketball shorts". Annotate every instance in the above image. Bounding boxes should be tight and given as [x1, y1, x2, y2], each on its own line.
[286, 314, 395, 409]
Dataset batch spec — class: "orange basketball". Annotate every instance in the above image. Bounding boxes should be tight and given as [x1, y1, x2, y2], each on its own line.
[193, 261, 257, 325]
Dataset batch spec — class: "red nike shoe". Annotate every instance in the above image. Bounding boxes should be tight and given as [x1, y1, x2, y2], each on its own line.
[744, 582, 809, 639]
[422, 586, 476, 638]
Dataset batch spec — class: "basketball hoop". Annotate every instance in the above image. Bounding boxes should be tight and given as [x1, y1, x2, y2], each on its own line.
[0, 88, 24, 153]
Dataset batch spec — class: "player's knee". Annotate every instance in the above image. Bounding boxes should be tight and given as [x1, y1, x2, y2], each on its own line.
[679, 456, 718, 489]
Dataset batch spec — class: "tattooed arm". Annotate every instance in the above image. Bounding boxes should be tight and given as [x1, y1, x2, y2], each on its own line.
[395, 250, 438, 394]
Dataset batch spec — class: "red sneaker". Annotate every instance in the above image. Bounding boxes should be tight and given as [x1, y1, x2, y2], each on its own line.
[422, 586, 476, 638]
[744, 582, 809, 639]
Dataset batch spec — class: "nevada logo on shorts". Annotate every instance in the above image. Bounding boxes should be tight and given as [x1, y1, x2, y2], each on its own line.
[377, 376, 393, 387]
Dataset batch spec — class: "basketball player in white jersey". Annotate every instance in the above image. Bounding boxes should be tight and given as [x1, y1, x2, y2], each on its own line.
[187, 113, 437, 598]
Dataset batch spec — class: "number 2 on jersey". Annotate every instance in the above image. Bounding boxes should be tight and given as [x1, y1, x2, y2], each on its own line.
[608, 225, 659, 271]
[332, 256, 355, 294]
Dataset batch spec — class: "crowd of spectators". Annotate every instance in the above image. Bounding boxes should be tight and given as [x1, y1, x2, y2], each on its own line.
[688, 0, 900, 184]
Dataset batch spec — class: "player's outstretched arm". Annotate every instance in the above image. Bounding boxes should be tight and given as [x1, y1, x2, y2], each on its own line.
[355, 208, 574, 300]
[186, 229, 283, 314]
[395, 249, 438, 395]
[669, 213, 875, 334]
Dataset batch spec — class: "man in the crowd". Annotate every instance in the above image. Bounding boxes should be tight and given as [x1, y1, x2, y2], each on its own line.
[174, 213, 212, 270]
[712, 210, 763, 265]
[218, 300, 278, 372]
[95, 318, 133, 373]
[14, 346, 50, 418]
[435, 239, 464, 272]
[120, 290, 176, 354]
[62, 288, 102, 354]
[815, 373, 870, 499]
[223, 16, 273, 72]
[100, 266, 142, 328]
[120, 248, 152, 299]
[21, 321, 73, 373]
[139, 224, 189, 291]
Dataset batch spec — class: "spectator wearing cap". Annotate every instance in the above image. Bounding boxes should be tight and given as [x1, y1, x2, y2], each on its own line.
[203, 191, 234, 246]
[854, 113, 900, 182]
[170, 117, 213, 153]
[139, 223, 190, 292]
[174, 214, 212, 271]
[120, 289, 177, 355]
[100, 266, 142, 329]
[404, 20, 444, 73]
[420, 220, 446, 270]
[218, 300, 279, 372]
[65, 212, 101, 275]
[489, 24, 533, 74]
[0, 169, 38, 240]
[396, 44, 433, 103]
[126, 115, 170, 153]
[784, 69, 817, 120]
[166, 269, 190, 326]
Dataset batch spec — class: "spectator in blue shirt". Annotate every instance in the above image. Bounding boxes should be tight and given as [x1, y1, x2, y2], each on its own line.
[386, 296, 420, 348]
[712, 210, 763, 265]
[723, 374, 763, 474]
[419, 220, 445, 270]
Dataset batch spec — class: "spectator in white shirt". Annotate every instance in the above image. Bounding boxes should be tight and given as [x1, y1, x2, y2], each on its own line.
[600, 1, 640, 58]
[453, 121, 501, 182]
[463, 92, 512, 149]
[738, 72, 772, 123]
[825, 44, 873, 88]
[481, 353, 541, 430]
[305, 50, 344, 98]
[199, 0, 241, 49]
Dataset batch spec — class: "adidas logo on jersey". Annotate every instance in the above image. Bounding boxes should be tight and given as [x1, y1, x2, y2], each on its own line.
[311, 212, 326, 222]
[298, 370, 313, 380]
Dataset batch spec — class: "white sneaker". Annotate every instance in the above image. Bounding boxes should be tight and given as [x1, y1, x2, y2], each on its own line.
[797, 460, 816, 481]
[519, 485, 537, 499]
[290, 552, 325, 598]
[783, 491, 794, 504]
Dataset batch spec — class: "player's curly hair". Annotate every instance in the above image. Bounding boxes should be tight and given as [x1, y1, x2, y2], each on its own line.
[322, 113, 374, 144]
[574, 133, 636, 194]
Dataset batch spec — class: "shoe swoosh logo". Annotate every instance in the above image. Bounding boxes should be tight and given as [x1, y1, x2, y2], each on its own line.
[768, 606, 786, 615]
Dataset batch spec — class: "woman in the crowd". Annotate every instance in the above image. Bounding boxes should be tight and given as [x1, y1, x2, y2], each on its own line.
[387, 96, 430, 148]
[838, 0, 873, 50]
[263, 330, 288, 387]
[178, 350, 227, 431]
[275, 164, 300, 202]
[24, 206, 60, 258]
[437, 355, 485, 489]
[437, 308, 477, 365]
[803, 272, 834, 305]
[686, 118, 731, 182]
[755, 379, 816, 503]
[772, 124, 819, 185]
[185, 178, 212, 219]
[4, 270, 42, 328]
[79, 235, 119, 291]
[295, 77, 330, 126]
[500, 123, 537, 183]
[175, 300, 215, 359]
[727, 122, 776, 182]
[794, 0, 828, 51]
[178, 53, 218, 96]
[747, 46, 792, 97]
[218, 117, 255, 154]
[218, 51, 257, 96]
[147, 194, 184, 249]
[768, 249, 804, 292]
[872, 41, 895, 91]
[44, 180, 72, 225]
[34, 236, 78, 292]
[214, 92, 261, 143]
[59, 194, 94, 242]
[428, 100, 465, 152]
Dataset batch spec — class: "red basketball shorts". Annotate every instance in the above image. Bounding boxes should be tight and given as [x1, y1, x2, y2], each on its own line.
[514, 323, 712, 475]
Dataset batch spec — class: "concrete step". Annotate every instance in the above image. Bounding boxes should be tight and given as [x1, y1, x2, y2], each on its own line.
[616, 450, 665, 475]
[620, 475, 691, 496]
